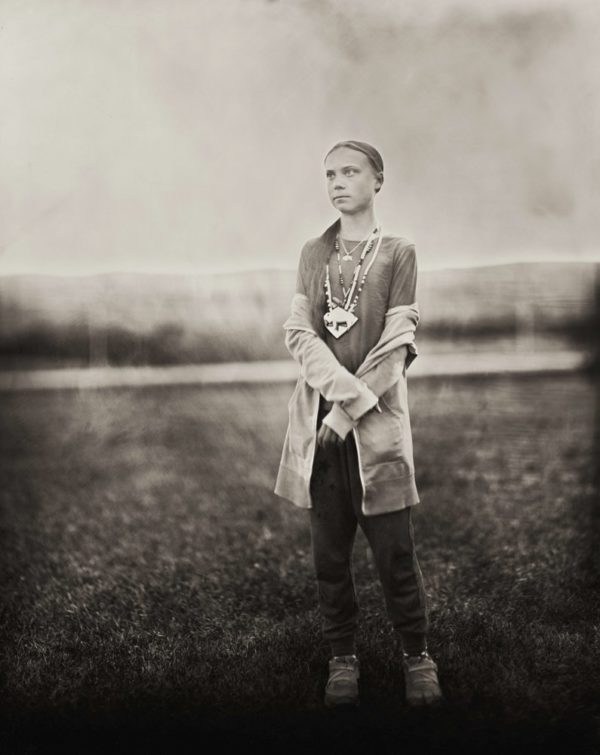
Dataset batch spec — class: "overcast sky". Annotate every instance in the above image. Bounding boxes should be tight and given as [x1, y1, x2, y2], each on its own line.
[1, 0, 599, 275]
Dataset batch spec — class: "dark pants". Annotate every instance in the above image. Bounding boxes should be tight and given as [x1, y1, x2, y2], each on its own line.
[309, 398, 429, 657]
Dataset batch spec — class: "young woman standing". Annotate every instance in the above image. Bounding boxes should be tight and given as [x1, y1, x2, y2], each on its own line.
[275, 140, 442, 708]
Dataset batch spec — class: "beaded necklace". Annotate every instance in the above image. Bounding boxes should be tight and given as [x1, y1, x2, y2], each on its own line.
[323, 225, 383, 339]
[340, 233, 369, 261]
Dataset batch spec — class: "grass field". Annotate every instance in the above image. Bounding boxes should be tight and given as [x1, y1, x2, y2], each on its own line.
[1, 373, 599, 754]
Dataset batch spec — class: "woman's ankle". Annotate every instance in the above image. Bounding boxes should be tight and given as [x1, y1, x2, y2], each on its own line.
[330, 636, 357, 658]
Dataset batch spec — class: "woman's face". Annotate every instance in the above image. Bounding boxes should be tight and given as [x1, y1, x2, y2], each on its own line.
[324, 147, 382, 215]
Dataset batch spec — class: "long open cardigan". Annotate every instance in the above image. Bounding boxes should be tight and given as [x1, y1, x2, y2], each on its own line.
[274, 221, 421, 517]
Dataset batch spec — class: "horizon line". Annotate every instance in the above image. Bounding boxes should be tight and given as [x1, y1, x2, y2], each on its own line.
[1, 255, 599, 279]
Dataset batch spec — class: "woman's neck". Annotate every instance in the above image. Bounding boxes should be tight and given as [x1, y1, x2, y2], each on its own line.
[339, 208, 378, 240]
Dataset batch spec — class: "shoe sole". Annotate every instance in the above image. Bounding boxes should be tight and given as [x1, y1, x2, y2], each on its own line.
[406, 694, 444, 708]
[325, 696, 360, 708]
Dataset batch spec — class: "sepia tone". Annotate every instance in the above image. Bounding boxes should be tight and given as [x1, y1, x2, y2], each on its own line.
[1, 1, 599, 753]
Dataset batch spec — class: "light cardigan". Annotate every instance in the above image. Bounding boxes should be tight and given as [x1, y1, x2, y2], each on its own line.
[274, 291, 421, 516]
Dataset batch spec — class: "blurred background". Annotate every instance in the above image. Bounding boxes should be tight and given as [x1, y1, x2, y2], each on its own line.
[1, 0, 599, 372]
[2, 1, 600, 752]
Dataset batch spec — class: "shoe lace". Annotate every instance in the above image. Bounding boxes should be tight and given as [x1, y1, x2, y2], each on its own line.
[328, 667, 356, 685]
[328, 655, 358, 684]
[403, 650, 431, 664]
[403, 652, 439, 684]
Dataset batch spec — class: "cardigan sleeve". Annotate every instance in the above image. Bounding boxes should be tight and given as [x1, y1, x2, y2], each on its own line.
[284, 326, 379, 417]
[294, 242, 309, 296]
[284, 244, 379, 424]
[353, 345, 409, 403]
[324, 245, 419, 427]
[321, 346, 410, 435]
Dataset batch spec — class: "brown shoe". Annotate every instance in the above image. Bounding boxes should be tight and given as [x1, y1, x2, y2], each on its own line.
[324, 655, 360, 707]
[402, 651, 443, 706]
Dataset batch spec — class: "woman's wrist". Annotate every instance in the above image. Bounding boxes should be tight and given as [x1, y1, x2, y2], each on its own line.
[321, 403, 357, 440]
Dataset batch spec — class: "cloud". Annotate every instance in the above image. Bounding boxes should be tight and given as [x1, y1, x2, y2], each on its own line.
[0, 0, 598, 274]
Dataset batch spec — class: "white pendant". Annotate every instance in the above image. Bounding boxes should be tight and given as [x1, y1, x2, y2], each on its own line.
[323, 306, 358, 339]
[342, 253, 353, 261]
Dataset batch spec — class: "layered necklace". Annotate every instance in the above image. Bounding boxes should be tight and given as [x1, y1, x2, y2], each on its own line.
[340, 233, 369, 261]
[323, 224, 383, 339]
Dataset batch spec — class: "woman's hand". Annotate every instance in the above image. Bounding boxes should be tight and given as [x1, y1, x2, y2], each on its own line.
[317, 423, 344, 448]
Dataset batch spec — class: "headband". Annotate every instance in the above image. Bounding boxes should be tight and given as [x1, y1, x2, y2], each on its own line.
[324, 140, 384, 175]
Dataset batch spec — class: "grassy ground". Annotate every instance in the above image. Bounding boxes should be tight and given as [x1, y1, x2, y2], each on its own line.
[1, 373, 599, 754]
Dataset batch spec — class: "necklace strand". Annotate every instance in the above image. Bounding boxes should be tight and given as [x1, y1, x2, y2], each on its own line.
[340, 235, 368, 261]
[325, 225, 382, 314]
[335, 234, 373, 304]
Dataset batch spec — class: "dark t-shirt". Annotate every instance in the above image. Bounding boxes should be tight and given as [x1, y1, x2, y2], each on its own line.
[295, 234, 417, 375]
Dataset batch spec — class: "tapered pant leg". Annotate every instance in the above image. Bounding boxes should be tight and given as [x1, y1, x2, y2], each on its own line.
[309, 401, 360, 655]
[309, 397, 429, 656]
[358, 504, 429, 640]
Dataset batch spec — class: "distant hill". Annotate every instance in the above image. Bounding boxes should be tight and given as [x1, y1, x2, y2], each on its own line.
[0, 269, 296, 334]
[0, 261, 597, 367]
[1, 261, 596, 331]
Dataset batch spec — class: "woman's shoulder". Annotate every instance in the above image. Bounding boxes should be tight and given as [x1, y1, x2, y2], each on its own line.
[380, 235, 417, 271]
[298, 236, 327, 265]
[381, 233, 415, 252]
[301, 235, 323, 251]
